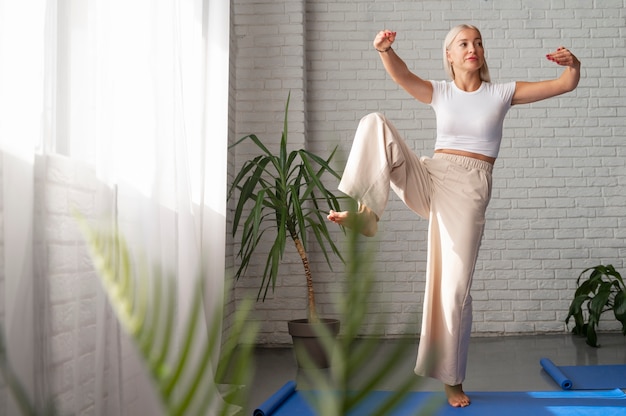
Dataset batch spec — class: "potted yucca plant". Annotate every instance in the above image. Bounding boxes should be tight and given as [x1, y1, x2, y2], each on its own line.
[566, 264, 626, 347]
[228, 93, 344, 368]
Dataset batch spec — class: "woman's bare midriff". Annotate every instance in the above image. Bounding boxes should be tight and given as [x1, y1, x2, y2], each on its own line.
[434, 149, 496, 165]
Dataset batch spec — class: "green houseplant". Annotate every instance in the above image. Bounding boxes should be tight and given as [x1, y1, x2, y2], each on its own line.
[565, 264, 626, 347]
[228, 93, 344, 367]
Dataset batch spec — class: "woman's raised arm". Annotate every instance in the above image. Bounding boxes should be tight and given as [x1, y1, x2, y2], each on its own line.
[374, 30, 433, 104]
[512, 47, 581, 105]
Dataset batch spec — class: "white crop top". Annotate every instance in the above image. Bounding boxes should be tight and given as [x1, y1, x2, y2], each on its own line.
[429, 80, 516, 158]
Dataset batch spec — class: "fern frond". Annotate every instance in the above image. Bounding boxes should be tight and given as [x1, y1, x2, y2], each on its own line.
[78, 217, 257, 416]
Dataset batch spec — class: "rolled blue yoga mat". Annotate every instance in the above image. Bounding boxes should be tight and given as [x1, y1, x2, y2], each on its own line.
[253, 381, 297, 416]
[540, 358, 573, 389]
[540, 358, 626, 390]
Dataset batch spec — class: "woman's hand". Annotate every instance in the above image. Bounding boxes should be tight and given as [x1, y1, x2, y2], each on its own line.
[373, 30, 396, 52]
[546, 47, 581, 69]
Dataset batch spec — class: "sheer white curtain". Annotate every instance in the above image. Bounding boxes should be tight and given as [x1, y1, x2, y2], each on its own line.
[0, 0, 229, 414]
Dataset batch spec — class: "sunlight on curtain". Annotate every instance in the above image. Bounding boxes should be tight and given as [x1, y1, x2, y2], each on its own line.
[0, 1, 45, 159]
[204, 0, 229, 217]
[200, 0, 230, 390]
[74, 0, 230, 414]
[0, 1, 46, 415]
[1, 0, 230, 414]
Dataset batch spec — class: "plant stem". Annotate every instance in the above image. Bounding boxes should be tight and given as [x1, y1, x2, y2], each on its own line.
[293, 235, 319, 323]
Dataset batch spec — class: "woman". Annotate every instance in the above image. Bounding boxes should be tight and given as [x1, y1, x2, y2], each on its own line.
[328, 24, 580, 407]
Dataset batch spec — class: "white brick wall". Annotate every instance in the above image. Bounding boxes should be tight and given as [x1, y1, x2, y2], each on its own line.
[231, 0, 626, 343]
[35, 154, 101, 413]
[30, 154, 144, 414]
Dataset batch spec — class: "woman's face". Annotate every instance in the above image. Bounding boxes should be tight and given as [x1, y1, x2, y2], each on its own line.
[447, 28, 484, 75]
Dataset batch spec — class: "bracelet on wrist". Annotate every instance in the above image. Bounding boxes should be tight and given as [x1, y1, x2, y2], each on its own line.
[375, 46, 392, 53]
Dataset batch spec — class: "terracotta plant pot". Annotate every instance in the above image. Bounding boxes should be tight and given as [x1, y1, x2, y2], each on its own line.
[287, 318, 340, 368]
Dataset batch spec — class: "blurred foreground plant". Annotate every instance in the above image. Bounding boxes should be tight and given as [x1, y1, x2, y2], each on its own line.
[2, 217, 258, 416]
[295, 205, 444, 416]
[0, 325, 50, 416]
[79, 218, 258, 416]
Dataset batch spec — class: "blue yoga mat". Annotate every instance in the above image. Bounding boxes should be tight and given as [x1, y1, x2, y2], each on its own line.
[540, 358, 626, 390]
[253, 382, 626, 416]
[253, 381, 297, 416]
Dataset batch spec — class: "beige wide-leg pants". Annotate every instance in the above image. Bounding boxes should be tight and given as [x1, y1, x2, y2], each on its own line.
[338, 113, 493, 386]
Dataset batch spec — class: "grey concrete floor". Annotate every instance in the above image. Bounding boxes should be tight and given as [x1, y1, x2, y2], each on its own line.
[247, 333, 626, 413]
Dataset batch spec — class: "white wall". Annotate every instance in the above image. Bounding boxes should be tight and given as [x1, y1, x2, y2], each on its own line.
[27, 154, 144, 414]
[231, 0, 626, 343]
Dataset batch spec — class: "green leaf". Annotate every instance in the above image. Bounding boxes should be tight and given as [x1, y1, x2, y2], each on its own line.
[162, 278, 203, 400]
[229, 133, 272, 157]
[280, 92, 290, 169]
[588, 281, 612, 322]
[586, 321, 599, 347]
[565, 294, 589, 334]
[575, 275, 600, 298]
[566, 294, 588, 321]
[614, 290, 626, 335]
[302, 147, 342, 180]
[608, 266, 626, 290]
[231, 159, 267, 235]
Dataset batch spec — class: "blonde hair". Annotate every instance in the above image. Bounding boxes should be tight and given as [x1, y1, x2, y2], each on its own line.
[443, 24, 491, 82]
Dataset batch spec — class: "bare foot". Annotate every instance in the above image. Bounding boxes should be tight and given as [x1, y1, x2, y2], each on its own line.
[445, 384, 470, 408]
[327, 205, 378, 237]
